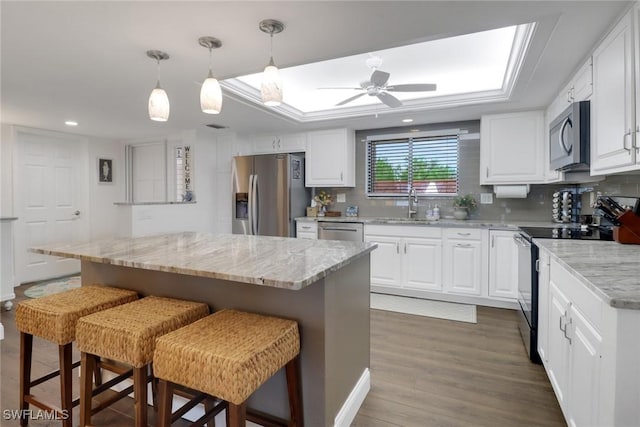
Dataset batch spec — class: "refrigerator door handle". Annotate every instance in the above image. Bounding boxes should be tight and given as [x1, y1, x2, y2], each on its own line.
[252, 174, 259, 235]
[247, 174, 254, 235]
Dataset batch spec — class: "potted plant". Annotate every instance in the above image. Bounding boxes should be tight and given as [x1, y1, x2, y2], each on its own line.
[313, 191, 334, 216]
[452, 194, 477, 220]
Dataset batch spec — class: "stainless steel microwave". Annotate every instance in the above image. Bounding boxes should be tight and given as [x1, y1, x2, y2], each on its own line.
[549, 101, 590, 171]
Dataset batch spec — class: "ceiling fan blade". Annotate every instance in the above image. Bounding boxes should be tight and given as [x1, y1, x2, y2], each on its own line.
[317, 87, 362, 90]
[386, 83, 437, 92]
[370, 70, 390, 87]
[336, 92, 366, 106]
[377, 92, 402, 108]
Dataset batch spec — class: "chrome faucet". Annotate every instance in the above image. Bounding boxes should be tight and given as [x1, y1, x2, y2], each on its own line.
[408, 187, 418, 218]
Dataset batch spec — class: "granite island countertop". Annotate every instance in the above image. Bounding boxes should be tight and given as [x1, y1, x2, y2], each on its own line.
[296, 216, 560, 230]
[30, 232, 376, 290]
[534, 238, 640, 310]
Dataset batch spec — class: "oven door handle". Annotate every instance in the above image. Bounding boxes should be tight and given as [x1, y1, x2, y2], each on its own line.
[513, 234, 532, 248]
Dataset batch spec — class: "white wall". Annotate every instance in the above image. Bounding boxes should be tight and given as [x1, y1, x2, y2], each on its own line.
[1, 125, 15, 217]
[88, 136, 126, 239]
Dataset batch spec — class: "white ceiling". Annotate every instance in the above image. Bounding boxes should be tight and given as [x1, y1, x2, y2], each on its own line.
[0, 1, 632, 140]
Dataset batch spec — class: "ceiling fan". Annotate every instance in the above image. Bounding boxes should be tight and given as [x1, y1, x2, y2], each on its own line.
[320, 56, 437, 108]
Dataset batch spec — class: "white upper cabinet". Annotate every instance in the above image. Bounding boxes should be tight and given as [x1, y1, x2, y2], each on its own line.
[591, 10, 637, 175]
[305, 128, 356, 187]
[480, 111, 546, 184]
[252, 132, 306, 154]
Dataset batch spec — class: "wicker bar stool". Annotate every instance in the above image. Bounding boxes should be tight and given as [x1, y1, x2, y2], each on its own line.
[76, 296, 209, 427]
[153, 309, 303, 427]
[15, 285, 138, 427]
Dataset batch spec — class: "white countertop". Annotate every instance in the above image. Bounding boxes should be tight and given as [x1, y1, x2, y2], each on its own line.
[534, 238, 640, 310]
[30, 232, 376, 290]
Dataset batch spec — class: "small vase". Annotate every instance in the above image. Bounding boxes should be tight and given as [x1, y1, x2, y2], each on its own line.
[317, 205, 326, 217]
[453, 207, 468, 220]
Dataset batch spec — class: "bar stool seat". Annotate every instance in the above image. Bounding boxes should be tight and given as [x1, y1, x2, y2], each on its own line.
[76, 295, 209, 427]
[154, 309, 303, 427]
[15, 284, 139, 427]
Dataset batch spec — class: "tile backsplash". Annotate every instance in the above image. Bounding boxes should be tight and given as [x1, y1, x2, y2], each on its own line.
[315, 120, 640, 222]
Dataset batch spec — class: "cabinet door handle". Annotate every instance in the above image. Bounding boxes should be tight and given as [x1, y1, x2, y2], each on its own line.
[404, 242, 407, 254]
[491, 235, 494, 248]
[277, 138, 281, 149]
[535, 259, 540, 272]
[340, 171, 344, 182]
[486, 167, 489, 178]
[456, 243, 472, 248]
[301, 226, 311, 230]
[564, 316, 572, 344]
[396, 242, 399, 254]
[623, 129, 632, 152]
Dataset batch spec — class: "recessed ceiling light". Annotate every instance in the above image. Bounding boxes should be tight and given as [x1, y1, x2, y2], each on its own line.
[402, 118, 414, 123]
[64, 121, 78, 126]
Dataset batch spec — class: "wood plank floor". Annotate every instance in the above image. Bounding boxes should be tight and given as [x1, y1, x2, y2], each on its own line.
[1, 286, 566, 426]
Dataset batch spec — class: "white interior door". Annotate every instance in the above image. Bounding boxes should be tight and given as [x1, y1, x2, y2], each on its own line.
[14, 128, 89, 284]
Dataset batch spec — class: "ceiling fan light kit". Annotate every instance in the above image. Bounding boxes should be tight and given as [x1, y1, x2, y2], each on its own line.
[259, 19, 285, 107]
[146, 50, 170, 122]
[198, 36, 223, 114]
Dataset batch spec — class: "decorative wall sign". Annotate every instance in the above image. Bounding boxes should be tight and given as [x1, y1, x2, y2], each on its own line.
[98, 158, 113, 183]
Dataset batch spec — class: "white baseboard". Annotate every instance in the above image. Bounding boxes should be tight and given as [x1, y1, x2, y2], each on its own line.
[334, 368, 370, 427]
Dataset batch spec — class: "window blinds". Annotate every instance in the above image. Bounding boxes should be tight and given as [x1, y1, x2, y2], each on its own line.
[366, 134, 459, 197]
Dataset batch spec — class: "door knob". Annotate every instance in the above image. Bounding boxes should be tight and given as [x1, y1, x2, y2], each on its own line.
[74, 210, 80, 216]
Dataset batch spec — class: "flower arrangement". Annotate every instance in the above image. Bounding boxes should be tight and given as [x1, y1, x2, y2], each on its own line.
[314, 190, 334, 207]
[453, 194, 477, 211]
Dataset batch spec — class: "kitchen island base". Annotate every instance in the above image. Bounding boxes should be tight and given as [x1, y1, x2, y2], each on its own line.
[80, 256, 370, 427]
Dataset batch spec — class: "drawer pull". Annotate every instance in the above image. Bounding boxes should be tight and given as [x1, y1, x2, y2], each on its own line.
[457, 232, 471, 236]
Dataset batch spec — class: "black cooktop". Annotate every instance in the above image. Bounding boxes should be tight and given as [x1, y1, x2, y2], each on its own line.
[519, 225, 614, 241]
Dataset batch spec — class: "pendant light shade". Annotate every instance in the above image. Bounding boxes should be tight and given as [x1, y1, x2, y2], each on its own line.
[261, 57, 282, 107]
[148, 82, 170, 122]
[146, 50, 170, 122]
[259, 19, 285, 107]
[198, 36, 223, 114]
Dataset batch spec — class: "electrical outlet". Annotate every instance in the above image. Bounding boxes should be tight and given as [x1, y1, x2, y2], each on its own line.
[337, 193, 346, 203]
[480, 193, 493, 204]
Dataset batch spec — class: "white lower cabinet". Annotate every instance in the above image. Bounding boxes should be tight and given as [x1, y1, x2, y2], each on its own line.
[365, 225, 506, 304]
[488, 230, 518, 300]
[365, 225, 442, 292]
[295, 221, 317, 240]
[443, 228, 487, 296]
[538, 251, 639, 427]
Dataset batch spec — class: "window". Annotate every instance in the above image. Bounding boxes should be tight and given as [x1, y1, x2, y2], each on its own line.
[366, 132, 459, 197]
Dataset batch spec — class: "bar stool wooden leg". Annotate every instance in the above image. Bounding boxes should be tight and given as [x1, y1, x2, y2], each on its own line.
[19, 332, 33, 427]
[157, 379, 173, 427]
[80, 352, 96, 427]
[285, 356, 304, 427]
[204, 398, 216, 427]
[59, 343, 73, 427]
[133, 366, 148, 427]
[227, 402, 246, 427]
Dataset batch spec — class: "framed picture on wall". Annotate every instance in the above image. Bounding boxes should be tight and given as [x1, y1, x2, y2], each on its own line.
[98, 158, 113, 184]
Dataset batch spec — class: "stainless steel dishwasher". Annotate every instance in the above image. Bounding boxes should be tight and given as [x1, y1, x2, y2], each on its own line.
[317, 222, 364, 242]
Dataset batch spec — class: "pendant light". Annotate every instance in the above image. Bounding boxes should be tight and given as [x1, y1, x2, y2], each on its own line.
[198, 36, 223, 114]
[146, 50, 170, 122]
[259, 19, 285, 107]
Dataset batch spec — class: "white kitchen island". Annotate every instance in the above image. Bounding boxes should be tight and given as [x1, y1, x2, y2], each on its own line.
[31, 232, 376, 427]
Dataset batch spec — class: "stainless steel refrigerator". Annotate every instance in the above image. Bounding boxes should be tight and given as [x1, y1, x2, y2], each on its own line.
[232, 153, 310, 237]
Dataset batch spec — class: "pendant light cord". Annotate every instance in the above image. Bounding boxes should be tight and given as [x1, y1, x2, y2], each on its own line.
[156, 58, 161, 86]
